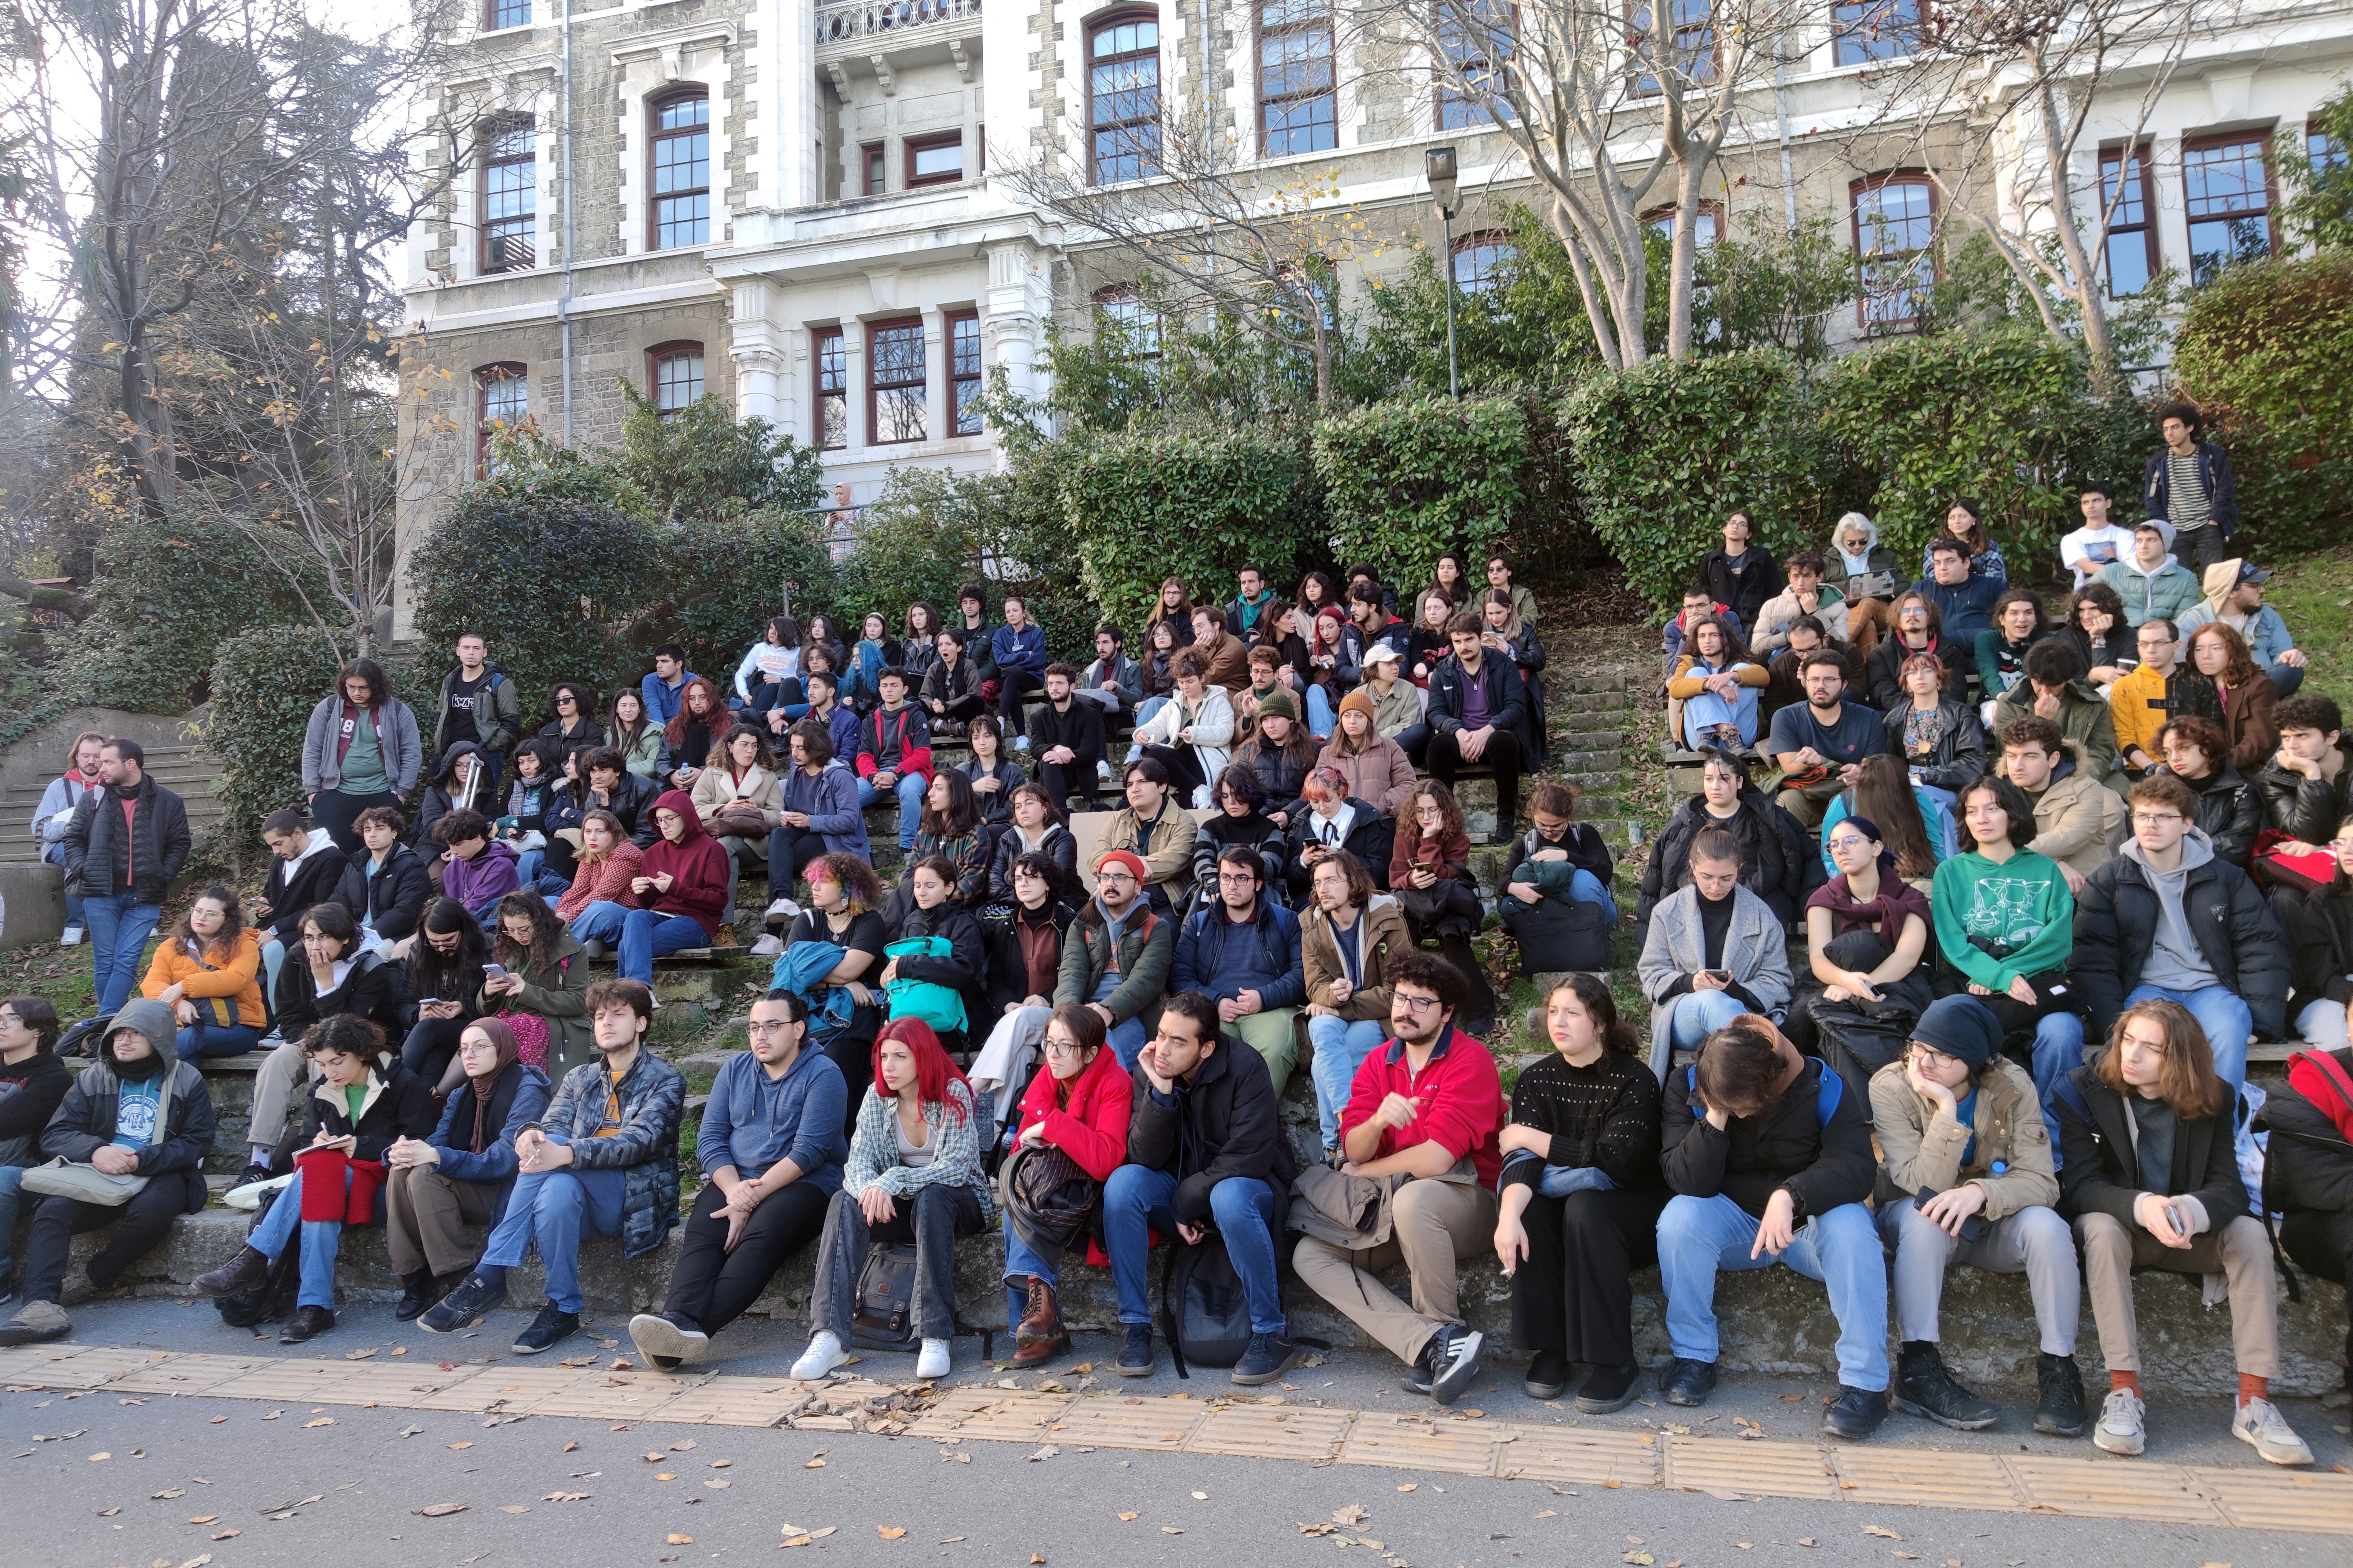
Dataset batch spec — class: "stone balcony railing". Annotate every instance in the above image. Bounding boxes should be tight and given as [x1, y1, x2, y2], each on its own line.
[814, 0, 979, 48]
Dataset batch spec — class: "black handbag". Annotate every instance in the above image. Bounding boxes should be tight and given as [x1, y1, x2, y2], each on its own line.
[848, 1242, 919, 1352]
[999, 1143, 1097, 1259]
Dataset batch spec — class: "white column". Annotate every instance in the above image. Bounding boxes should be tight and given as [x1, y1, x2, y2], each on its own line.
[921, 305, 948, 444]
[842, 319, 867, 450]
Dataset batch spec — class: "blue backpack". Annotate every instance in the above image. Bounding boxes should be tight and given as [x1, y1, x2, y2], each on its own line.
[1685, 1057, 1843, 1127]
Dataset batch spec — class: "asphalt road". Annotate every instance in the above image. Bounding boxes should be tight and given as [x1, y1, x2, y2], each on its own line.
[7, 1296, 2347, 1568]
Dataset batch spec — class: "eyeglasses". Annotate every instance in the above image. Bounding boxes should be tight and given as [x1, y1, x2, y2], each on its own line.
[1096, 870, 1137, 884]
[1824, 835, 1870, 852]
[1043, 1037, 1087, 1058]
[1393, 992, 1443, 1013]
[2130, 812, 2184, 827]
[747, 1020, 799, 1037]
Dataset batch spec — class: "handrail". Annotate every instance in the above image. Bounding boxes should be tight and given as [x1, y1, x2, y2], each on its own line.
[814, 0, 980, 46]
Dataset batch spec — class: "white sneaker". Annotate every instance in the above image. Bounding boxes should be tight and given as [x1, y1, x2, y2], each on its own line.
[58, 926, 84, 947]
[2093, 1387, 2146, 1455]
[1096, 760, 1114, 781]
[766, 896, 800, 920]
[2231, 1396, 2315, 1466]
[792, 1329, 850, 1381]
[748, 933, 784, 958]
[915, 1338, 951, 1380]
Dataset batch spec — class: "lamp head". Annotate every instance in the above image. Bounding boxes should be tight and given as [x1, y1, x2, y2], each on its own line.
[1426, 145, 1459, 218]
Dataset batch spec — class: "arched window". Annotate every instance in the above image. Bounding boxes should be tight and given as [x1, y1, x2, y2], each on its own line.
[649, 343, 705, 416]
[651, 92, 712, 249]
[1259, 0, 1336, 157]
[475, 363, 528, 475]
[480, 119, 536, 274]
[1450, 231, 1515, 294]
[1090, 13, 1162, 184]
[1852, 172, 1936, 327]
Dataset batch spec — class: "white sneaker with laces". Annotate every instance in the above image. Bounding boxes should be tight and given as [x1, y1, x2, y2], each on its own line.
[767, 897, 800, 920]
[748, 933, 784, 958]
[2231, 1396, 2315, 1466]
[915, 1338, 951, 1379]
[58, 926, 84, 947]
[2093, 1387, 2146, 1455]
[792, 1329, 850, 1381]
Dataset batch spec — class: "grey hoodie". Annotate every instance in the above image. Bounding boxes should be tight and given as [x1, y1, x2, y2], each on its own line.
[2122, 828, 2218, 993]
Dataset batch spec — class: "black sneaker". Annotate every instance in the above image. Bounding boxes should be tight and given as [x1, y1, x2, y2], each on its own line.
[279, 1304, 335, 1344]
[1661, 1357, 1717, 1407]
[235, 1162, 274, 1190]
[1895, 1344, 2000, 1431]
[1231, 1331, 1302, 1386]
[1575, 1362, 1644, 1414]
[417, 1272, 507, 1335]
[1428, 1326, 1485, 1406]
[1523, 1349, 1571, 1401]
[512, 1302, 580, 1355]
[1115, 1323, 1153, 1377]
[2034, 1353, 2087, 1437]
[1402, 1334, 1437, 1396]
[1821, 1385, 1891, 1441]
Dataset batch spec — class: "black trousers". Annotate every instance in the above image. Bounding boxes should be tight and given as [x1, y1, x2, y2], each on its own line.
[402, 1015, 468, 1086]
[823, 1022, 878, 1139]
[1509, 1185, 1667, 1367]
[764, 825, 834, 899]
[546, 833, 580, 884]
[2279, 1209, 2353, 1370]
[1428, 729, 1524, 830]
[1142, 744, 1207, 804]
[22, 1184, 189, 1303]
[663, 1179, 832, 1336]
[1034, 756, 1101, 810]
[997, 669, 1044, 727]
[930, 694, 988, 725]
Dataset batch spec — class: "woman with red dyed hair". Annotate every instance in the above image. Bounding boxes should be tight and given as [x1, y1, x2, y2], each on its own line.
[793, 1017, 993, 1382]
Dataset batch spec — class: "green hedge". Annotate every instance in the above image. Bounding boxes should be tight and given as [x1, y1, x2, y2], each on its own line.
[68, 514, 324, 712]
[1312, 397, 1529, 590]
[643, 509, 836, 685]
[2172, 251, 2353, 554]
[1561, 350, 1826, 607]
[1057, 425, 1326, 630]
[205, 626, 426, 850]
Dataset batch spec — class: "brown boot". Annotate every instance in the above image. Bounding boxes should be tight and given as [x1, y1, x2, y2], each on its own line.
[193, 1247, 272, 1299]
[1011, 1279, 1067, 1366]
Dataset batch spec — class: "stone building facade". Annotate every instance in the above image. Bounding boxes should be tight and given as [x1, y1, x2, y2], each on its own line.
[397, 0, 2353, 612]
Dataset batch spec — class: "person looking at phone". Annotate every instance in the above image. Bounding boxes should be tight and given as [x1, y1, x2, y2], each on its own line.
[1870, 996, 2080, 1439]
[2056, 999, 2313, 1466]
[1635, 828, 1793, 1079]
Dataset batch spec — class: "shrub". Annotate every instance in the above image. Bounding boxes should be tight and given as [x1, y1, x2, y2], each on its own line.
[2172, 250, 2353, 555]
[1816, 328, 2127, 576]
[647, 509, 836, 688]
[602, 384, 828, 523]
[406, 485, 663, 723]
[1312, 397, 1530, 590]
[1559, 350, 1826, 609]
[1056, 424, 1325, 629]
[67, 513, 323, 712]
[835, 467, 989, 638]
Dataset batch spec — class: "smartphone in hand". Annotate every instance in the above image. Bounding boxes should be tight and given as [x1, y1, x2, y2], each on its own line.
[482, 963, 509, 982]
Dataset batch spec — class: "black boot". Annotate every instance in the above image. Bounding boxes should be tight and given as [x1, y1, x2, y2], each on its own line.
[1894, 1342, 2000, 1431]
[394, 1269, 436, 1322]
[2034, 1352, 2087, 1437]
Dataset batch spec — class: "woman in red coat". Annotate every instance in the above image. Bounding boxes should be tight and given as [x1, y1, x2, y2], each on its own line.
[1002, 1004, 1133, 1366]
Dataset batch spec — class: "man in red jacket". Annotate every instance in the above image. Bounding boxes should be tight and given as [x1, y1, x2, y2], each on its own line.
[568, 790, 730, 981]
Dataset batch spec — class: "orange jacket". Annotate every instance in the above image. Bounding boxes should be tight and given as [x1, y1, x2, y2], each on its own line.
[141, 925, 267, 1029]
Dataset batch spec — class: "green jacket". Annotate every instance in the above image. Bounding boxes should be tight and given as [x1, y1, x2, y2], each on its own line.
[1054, 898, 1176, 1030]
[432, 664, 523, 760]
[1992, 680, 2118, 780]
[1930, 847, 2075, 994]
[2093, 558, 2201, 628]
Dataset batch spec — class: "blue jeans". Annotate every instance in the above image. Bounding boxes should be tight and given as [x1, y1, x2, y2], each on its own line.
[2123, 983, 2250, 1098]
[1651, 989, 1748, 1078]
[1102, 1165, 1286, 1336]
[1656, 1192, 1889, 1391]
[2269, 658, 2305, 700]
[858, 772, 928, 850]
[1307, 1015, 1388, 1152]
[176, 1021, 262, 1060]
[41, 843, 83, 931]
[85, 895, 162, 1015]
[1304, 685, 1336, 740]
[2023, 1011, 2088, 1154]
[249, 1166, 350, 1311]
[480, 1148, 628, 1313]
[0, 1164, 23, 1280]
[262, 937, 287, 1010]
[1105, 1016, 1148, 1073]
[569, 900, 705, 983]
[1679, 683, 1760, 747]
[1002, 1215, 1060, 1328]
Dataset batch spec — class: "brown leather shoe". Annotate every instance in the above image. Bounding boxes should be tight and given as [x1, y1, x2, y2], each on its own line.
[280, 1304, 335, 1344]
[1014, 1277, 1058, 1344]
[193, 1247, 271, 1299]
[1011, 1330, 1069, 1368]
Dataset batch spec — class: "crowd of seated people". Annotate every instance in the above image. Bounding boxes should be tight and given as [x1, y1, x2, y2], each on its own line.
[0, 501, 2342, 1467]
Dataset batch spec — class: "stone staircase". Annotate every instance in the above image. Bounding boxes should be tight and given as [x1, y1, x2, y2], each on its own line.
[0, 743, 226, 864]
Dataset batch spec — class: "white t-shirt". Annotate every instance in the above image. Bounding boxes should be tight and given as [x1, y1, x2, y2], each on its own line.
[2060, 524, 2135, 587]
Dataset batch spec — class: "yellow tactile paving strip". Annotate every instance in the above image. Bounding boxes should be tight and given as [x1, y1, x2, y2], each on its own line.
[5, 1344, 2348, 1536]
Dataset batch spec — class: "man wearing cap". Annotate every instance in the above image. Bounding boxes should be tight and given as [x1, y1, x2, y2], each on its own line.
[0, 1000, 215, 1344]
[1054, 849, 1175, 1073]
[2177, 560, 2307, 700]
[1359, 642, 1426, 764]
[2094, 520, 2201, 629]
[1870, 995, 2083, 1439]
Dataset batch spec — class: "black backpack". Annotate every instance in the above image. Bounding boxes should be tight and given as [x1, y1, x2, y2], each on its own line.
[216, 1188, 304, 1328]
[1160, 1234, 1253, 1376]
[847, 1241, 996, 1359]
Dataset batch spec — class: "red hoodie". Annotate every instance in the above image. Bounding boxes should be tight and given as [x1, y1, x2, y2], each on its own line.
[633, 788, 731, 937]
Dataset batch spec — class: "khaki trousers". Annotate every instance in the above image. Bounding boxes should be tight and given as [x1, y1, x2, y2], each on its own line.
[384, 1165, 505, 1278]
[1293, 1177, 1499, 1366]
[2075, 1211, 2278, 1378]
[246, 1040, 313, 1153]
[1775, 773, 1845, 828]
[1227, 1010, 1300, 1099]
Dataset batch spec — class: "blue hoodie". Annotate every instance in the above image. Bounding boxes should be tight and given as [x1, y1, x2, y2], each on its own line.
[698, 1044, 849, 1192]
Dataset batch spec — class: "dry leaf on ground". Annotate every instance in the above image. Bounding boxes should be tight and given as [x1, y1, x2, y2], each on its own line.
[877, 1525, 907, 1539]
[413, 1504, 469, 1518]
[666, 1534, 693, 1545]
[1864, 1527, 1905, 1541]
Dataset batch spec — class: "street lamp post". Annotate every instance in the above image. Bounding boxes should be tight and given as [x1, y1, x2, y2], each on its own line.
[1426, 146, 1460, 400]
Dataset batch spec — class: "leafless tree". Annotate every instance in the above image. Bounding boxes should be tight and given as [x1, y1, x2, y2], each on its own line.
[1851, 0, 2230, 389]
[1000, 106, 1371, 407]
[1351, 0, 1800, 366]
